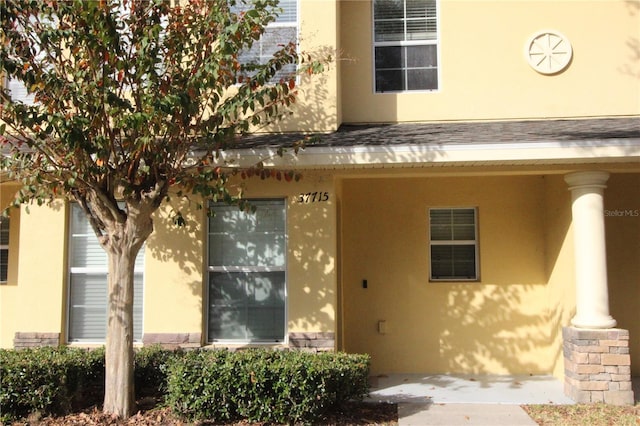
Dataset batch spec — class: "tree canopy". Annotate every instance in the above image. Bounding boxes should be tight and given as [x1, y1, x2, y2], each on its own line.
[0, 0, 326, 417]
[1, 0, 322, 218]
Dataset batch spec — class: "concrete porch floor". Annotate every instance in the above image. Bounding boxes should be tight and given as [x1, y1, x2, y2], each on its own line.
[366, 375, 638, 425]
[366, 374, 576, 405]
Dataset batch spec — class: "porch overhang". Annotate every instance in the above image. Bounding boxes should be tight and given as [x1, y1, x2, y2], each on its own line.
[216, 139, 640, 170]
[209, 117, 640, 170]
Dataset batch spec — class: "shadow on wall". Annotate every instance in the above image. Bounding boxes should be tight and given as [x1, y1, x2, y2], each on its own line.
[146, 204, 204, 329]
[287, 199, 336, 332]
[543, 174, 576, 377]
[604, 173, 640, 375]
[340, 174, 578, 375]
[145, 190, 338, 342]
[619, 0, 640, 80]
[271, 45, 340, 133]
[435, 283, 552, 375]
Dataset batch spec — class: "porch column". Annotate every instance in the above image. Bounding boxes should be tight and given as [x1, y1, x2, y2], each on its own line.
[564, 171, 616, 329]
[562, 171, 633, 405]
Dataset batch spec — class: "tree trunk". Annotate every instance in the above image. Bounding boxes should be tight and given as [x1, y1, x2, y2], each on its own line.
[102, 214, 151, 418]
[103, 241, 137, 417]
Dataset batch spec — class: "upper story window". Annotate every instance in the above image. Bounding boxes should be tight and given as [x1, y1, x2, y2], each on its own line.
[0, 216, 9, 283]
[373, 0, 438, 92]
[429, 208, 478, 281]
[4, 76, 35, 104]
[233, 0, 298, 83]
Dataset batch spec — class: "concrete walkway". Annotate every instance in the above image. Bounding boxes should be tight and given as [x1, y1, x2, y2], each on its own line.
[397, 403, 537, 425]
[366, 374, 575, 425]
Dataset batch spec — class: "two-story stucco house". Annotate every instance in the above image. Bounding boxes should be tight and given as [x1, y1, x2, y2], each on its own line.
[1, 0, 638, 405]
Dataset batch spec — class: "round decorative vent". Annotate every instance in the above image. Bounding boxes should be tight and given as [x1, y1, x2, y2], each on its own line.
[525, 30, 572, 74]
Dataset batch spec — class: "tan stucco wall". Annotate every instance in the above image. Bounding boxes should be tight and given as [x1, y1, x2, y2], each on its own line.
[340, 0, 640, 123]
[340, 174, 567, 375]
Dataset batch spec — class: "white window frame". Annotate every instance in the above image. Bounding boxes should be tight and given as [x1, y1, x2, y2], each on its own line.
[372, 0, 440, 93]
[0, 216, 9, 284]
[206, 199, 288, 344]
[66, 203, 145, 343]
[429, 207, 479, 281]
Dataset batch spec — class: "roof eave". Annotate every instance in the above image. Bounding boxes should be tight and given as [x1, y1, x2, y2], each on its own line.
[212, 139, 640, 170]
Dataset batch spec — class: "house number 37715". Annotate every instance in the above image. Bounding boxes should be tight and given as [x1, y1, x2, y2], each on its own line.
[297, 192, 329, 203]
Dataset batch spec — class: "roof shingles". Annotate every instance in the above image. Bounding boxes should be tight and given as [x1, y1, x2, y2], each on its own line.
[237, 117, 640, 149]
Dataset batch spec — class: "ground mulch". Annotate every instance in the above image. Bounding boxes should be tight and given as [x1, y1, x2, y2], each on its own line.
[12, 401, 399, 425]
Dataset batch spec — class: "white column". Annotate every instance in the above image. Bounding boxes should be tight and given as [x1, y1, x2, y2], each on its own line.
[564, 171, 616, 329]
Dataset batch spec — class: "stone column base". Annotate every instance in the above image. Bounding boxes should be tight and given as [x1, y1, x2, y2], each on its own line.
[14, 332, 60, 349]
[563, 327, 634, 405]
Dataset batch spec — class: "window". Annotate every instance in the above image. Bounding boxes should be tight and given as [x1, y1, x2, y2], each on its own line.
[4, 76, 35, 104]
[233, 0, 298, 82]
[373, 0, 438, 92]
[429, 208, 478, 280]
[67, 204, 144, 342]
[208, 199, 286, 342]
[0, 216, 9, 283]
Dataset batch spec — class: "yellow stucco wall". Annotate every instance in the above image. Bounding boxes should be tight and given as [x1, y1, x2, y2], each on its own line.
[238, 173, 338, 335]
[270, 0, 341, 133]
[0, 170, 638, 379]
[144, 198, 205, 336]
[605, 173, 640, 375]
[142, 173, 338, 340]
[340, 0, 640, 123]
[2, 173, 331, 345]
[0, 171, 338, 348]
[0, 183, 21, 348]
[340, 174, 568, 375]
[0, 200, 67, 348]
[542, 174, 576, 378]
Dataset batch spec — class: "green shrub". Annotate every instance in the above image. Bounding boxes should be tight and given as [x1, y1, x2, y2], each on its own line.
[134, 344, 181, 396]
[166, 349, 370, 424]
[0, 346, 105, 423]
[1, 346, 370, 424]
[165, 349, 239, 422]
[0, 345, 180, 422]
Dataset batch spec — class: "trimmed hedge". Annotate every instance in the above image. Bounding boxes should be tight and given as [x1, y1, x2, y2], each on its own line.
[0, 345, 176, 422]
[166, 349, 370, 424]
[1, 347, 370, 424]
[0, 346, 105, 422]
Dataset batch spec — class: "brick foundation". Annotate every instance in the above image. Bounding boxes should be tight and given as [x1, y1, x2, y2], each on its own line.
[288, 332, 335, 352]
[14, 332, 60, 349]
[142, 332, 201, 349]
[563, 327, 634, 405]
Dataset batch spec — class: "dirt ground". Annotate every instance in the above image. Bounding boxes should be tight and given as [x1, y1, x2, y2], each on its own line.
[12, 401, 399, 426]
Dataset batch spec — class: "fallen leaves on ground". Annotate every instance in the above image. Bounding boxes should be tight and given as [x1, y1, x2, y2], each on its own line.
[11, 402, 398, 426]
